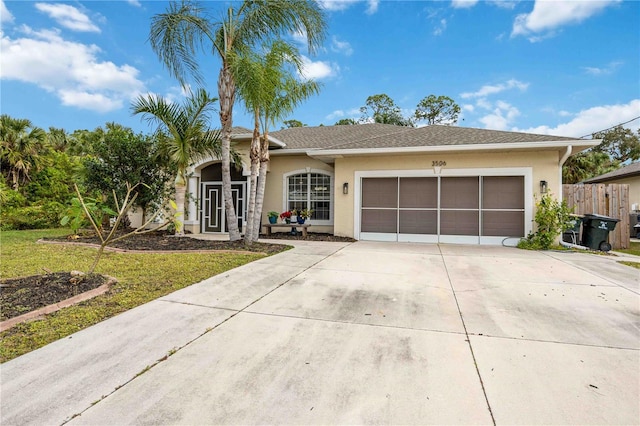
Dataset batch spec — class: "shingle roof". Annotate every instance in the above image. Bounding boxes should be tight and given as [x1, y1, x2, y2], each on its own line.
[582, 161, 640, 183]
[230, 126, 253, 135]
[269, 124, 582, 151]
[269, 123, 410, 149]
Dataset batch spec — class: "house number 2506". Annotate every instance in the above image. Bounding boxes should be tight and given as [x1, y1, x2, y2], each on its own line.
[432, 161, 446, 166]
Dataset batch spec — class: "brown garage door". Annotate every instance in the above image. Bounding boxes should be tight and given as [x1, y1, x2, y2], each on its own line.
[360, 175, 524, 243]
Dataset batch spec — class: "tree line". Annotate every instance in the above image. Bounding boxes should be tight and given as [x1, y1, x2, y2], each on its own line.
[0, 115, 176, 231]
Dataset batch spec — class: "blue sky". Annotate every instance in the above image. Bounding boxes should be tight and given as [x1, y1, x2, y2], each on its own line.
[1, 0, 639, 138]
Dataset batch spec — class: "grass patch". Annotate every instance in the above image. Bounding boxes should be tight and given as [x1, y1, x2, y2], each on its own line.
[0, 229, 274, 362]
[617, 241, 640, 257]
[618, 261, 640, 269]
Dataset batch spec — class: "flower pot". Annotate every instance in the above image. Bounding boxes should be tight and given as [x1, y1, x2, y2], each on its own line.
[297, 217, 306, 225]
[284, 218, 291, 224]
[268, 216, 277, 224]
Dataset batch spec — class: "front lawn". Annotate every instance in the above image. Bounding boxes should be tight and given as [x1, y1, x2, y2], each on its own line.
[0, 229, 274, 362]
[617, 241, 640, 257]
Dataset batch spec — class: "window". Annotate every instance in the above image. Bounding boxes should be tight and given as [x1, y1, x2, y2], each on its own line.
[285, 171, 332, 222]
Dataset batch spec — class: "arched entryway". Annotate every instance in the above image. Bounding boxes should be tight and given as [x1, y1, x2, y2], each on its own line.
[200, 163, 247, 233]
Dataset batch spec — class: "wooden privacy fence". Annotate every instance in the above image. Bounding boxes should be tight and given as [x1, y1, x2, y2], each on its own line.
[562, 184, 630, 249]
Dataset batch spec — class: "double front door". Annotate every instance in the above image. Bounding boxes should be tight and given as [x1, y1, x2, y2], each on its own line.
[201, 182, 245, 233]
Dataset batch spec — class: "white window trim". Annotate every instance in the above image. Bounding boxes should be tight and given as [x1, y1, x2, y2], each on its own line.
[283, 169, 334, 225]
[354, 167, 533, 243]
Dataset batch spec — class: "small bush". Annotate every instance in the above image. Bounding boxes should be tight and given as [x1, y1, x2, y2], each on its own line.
[0, 201, 66, 230]
[518, 193, 573, 250]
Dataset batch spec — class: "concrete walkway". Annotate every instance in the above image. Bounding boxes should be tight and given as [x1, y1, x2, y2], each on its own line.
[1, 241, 638, 425]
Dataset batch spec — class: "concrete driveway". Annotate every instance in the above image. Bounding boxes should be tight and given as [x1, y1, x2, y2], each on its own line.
[2, 241, 639, 425]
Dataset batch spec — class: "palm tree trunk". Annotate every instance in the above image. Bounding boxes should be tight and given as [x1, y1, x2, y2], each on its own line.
[252, 132, 271, 242]
[174, 175, 186, 236]
[219, 65, 241, 241]
[244, 109, 261, 247]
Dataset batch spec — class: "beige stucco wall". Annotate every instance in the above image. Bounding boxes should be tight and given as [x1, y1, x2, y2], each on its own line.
[331, 150, 561, 238]
[190, 147, 564, 238]
[262, 155, 335, 234]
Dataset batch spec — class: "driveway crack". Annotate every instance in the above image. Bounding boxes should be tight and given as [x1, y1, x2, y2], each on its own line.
[439, 244, 497, 426]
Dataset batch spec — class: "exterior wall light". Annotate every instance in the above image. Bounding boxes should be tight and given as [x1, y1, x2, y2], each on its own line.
[540, 180, 548, 194]
[343, 182, 349, 194]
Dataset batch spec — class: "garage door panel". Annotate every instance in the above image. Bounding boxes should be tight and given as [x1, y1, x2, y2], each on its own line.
[441, 177, 479, 209]
[399, 177, 437, 208]
[362, 178, 397, 208]
[441, 210, 479, 236]
[483, 176, 524, 209]
[482, 211, 525, 237]
[361, 209, 397, 233]
[399, 210, 437, 234]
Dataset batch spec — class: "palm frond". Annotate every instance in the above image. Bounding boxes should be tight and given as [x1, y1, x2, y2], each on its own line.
[236, 0, 326, 54]
[149, 0, 212, 86]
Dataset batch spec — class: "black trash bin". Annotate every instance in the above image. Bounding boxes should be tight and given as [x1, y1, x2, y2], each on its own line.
[581, 214, 620, 251]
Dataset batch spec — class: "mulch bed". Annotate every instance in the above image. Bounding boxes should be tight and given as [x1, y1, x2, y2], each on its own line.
[43, 230, 355, 253]
[44, 230, 290, 255]
[1, 272, 108, 321]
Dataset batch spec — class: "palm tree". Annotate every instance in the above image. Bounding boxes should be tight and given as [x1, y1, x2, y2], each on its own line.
[0, 114, 47, 190]
[233, 40, 321, 243]
[131, 88, 221, 236]
[149, 0, 326, 241]
[47, 127, 70, 152]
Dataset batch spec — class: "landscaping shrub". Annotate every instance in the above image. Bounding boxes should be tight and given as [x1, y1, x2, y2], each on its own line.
[1, 201, 65, 230]
[518, 193, 573, 250]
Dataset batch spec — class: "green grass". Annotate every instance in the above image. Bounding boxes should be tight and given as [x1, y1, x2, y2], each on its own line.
[617, 241, 640, 257]
[618, 261, 640, 269]
[0, 229, 274, 362]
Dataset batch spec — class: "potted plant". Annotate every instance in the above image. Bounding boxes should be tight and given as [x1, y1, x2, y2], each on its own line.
[296, 208, 313, 224]
[279, 210, 292, 224]
[267, 211, 279, 224]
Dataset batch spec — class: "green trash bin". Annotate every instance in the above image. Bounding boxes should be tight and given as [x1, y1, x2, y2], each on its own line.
[581, 214, 620, 251]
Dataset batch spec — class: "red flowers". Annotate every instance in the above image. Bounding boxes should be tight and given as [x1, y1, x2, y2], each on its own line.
[279, 211, 292, 219]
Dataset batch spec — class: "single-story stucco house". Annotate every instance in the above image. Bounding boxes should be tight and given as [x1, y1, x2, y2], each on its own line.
[582, 161, 640, 211]
[182, 123, 599, 245]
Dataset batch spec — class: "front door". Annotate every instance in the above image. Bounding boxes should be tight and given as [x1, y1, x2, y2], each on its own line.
[201, 182, 245, 233]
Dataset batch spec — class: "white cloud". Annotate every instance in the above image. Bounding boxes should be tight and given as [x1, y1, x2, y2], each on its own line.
[463, 104, 475, 112]
[299, 55, 337, 80]
[126, 0, 142, 7]
[59, 90, 122, 113]
[488, 0, 517, 9]
[433, 19, 447, 36]
[0, 26, 145, 112]
[331, 36, 353, 56]
[478, 100, 520, 130]
[452, 0, 515, 10]
[514, 99, 640, 137]
[326, 107, 360, 121]
[291, 29, 307, 46]
[451, 0, 478, 9]
[1, 0, 13, 23]
[318, 0, 379, 14]
[583, 61, 623, 76]
[318, 0, 357, 12]
[365, 0, 379, 15]
[512, 0, 621, 41]
[460, 79, 529, 99]
[35, 3, 100, 33]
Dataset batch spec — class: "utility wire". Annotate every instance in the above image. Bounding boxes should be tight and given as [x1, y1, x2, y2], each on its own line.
[579, 115, 640, 139]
